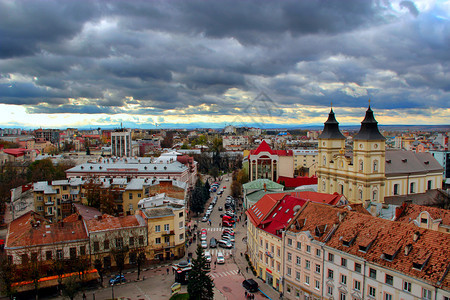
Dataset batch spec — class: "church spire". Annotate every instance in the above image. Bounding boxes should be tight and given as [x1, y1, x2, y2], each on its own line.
[318, 108, 345, 140]
[353, 105, 385, 140]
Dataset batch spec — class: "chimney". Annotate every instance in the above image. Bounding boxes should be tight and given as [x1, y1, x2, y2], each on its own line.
[404, 244, 412, 256]
[264, 183, 267, 192]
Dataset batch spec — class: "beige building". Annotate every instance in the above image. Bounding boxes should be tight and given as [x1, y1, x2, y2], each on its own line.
[293, 149, 318, 176]
[317, 107, 442, 203]
[137, 203, 186, 261]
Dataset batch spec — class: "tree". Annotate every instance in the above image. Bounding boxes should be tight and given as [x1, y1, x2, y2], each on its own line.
[0, 256, 17, 299]
[51, 257, 65, 295]
[131, 248, 147, 280]
[187, 245, 214, 300]
[61, 276, 80, 300]
[93, 259, 104, 287]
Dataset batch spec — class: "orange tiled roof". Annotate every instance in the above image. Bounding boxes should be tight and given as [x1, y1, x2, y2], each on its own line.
[85, 215, 143, 233]
[395, 203, 450, 227]
[327, 210, 450, 289]
[6, 211, 88, 249]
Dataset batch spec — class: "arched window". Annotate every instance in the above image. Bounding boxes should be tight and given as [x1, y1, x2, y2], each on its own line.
[359, 160, 364, 171]
[372, 190, 378, 201]
[323, 155, 327, 166]
[322, 181, 326, 192]
[373, 160, 378, 172]
[359, 189, 363, 200]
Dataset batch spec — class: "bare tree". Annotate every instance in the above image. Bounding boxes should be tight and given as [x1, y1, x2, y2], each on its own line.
[0, 255, 17, 299]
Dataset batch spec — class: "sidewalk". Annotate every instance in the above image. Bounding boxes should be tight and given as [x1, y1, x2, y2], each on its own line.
[232, 218, 280, 300]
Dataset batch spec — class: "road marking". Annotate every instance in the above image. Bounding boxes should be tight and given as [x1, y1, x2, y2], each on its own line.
[210, 269, 239, 278]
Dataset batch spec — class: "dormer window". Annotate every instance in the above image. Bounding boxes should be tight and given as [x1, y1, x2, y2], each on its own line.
[412, 255, 430, 271]
[420, 217, 428, 224]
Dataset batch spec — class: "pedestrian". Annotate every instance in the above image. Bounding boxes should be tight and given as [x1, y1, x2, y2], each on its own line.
[246, 266, 249, 273]
[219, 222, 222, 227]
[166, 267, 169, 275]
[245, 291, 248, 298]
[238, 269, 240, 274]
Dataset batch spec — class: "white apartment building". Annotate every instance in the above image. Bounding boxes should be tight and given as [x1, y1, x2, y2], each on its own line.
[111, 129, 132, 157]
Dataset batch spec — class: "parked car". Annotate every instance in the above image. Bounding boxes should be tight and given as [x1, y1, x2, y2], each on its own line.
[201, 234, 207, 241]
[202, 216, 208, 222]
[222, 235, 235, 243]
[222, 230, 235, 236]
[201, 240, 208, 248]
[204, 251, 212, 262]
[217, 191, 223, 195]
[210, 237, 217, 248]
[217, 252, 225, 264]
[242, 279, 259, 292]
[218, 240, 233, 248]
[223, 228, 234, 234]
[222, 221, 233, 227]
[109, 275, 126, 285]
[218, 206, 223, 211]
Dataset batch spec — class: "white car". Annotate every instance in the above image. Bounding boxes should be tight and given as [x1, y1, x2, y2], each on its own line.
[217, 252, 225, 264]
[201, 240, 208, 249]
[201, 234, 207, 241]
[204, 251, 212, 262]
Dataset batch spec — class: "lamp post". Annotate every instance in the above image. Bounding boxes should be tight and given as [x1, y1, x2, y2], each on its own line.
[111, 283, 114, 300]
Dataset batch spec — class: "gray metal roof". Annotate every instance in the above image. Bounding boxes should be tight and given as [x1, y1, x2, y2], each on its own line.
[353, 106, 385, 141]
[385, 150, 443, 176]
[66, 160, 188, 173]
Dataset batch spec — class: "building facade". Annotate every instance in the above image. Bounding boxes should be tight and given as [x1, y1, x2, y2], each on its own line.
[111, 129, 132, 157]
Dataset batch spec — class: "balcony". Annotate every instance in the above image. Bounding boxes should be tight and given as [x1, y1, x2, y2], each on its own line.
[44, 201, 55, 206]
[164, 242, 174, 249]
[45, 211, 54, 216]
[162, 230, 175, 236]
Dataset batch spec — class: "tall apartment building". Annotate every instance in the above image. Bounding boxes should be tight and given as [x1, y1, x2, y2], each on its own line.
[111, 129, 132, 157]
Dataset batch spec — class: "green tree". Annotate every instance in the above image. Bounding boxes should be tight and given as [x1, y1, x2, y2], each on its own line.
[93, 259, 104, 287]
[187, 245, 214, 300]
[0, 256, 16, 299]
[61, 276, 80, 300]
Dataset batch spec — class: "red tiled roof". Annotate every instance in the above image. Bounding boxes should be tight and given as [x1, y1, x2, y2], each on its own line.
[85, 215, 143, 232]
[259, 196, 307, 237]
[246, 193, 285, 227]
[395, 203, 450, 227]
[252, 140, 275, 155]
[327, 210, 450, 289]
[277, 176, 318, 188]
[2, 148, 37, 157]
[6, 211, 88, 249]
[294, 191, 345, 206]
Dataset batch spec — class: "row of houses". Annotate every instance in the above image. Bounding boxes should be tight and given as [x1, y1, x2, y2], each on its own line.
[246, 193, 450, 300]
[5, 195, 186, 273]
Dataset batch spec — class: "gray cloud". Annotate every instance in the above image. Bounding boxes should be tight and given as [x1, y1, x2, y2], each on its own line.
[0, 0, 449, 122]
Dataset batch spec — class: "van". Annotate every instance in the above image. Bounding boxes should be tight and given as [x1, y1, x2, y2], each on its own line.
[242, 279, 259, 292]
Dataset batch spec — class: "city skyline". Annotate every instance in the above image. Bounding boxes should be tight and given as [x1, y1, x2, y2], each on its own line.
[0, 0, 449, 129]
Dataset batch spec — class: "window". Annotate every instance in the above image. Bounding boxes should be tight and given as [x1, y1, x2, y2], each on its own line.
[306, 245, 311, 253]
[277, 247, 280, 257]
[410, 182, 415, 193]
[137, 193, 141, 198]
[316, 249, 321, 257]
[305, 275, 310, 285]
[287, 267, 292, 276]
[296, 241, 301, 250]
[179, 221, 184, 229]
[369, 286, 376, 297]
[287, 285, 291, 293]
[340, 292, 346, 300]
[179, 233, 184, 240]
[327, 269, 334, 279]
[340, 274, 347, 285]
[277, 262, 280, 272]
[385, 274, 393, 285]
[287, 238, 292, 246]
[70, 247, 76, 259]
[164, 236, 170, 243]
[373, 160, 378, 172]
[354, 263, 361, 273]
[155, 237, 161, 244]
[93, 241, 99, 252]
[287, 252, 292, 262]
[116, 237, 123, 248]
[155, 225, 161, 232]
[394, 184, 399, 195]
[46, 251, 52, 260]
[359, 160, 364, 171]
[427, 180, 432, 190]
[139, 235, 144, 245]
[315, 280, 320, 290]
[80, 246, 86, 256]
[372, 190, 378, 201]
[21, 254, 29, 265]
[327, 285, 333, 296]
[129, 252, 136, 264]
[328, 253, 334, 262]
[305, 260, 310, 270]
[369, 268, 377, 279]
[354, 280, 361, 291]
[30, 252, 38, 261]
[56, 249, 63, 260]
[422, 288, 432, 300]
[315, 264, 321, 273]
[296, 256, 301, 265]
[179, 212, 183, 217]
[129, 237, 135, 247]
[164, 224, 170, 231]
[403, 281, 411, 292]
[129, 193, 133, 200]
[384, 293, 392, 300]
[296, 271, 300, 281]
[341, 258, 347, 267]
[265, 242, 268, 250]
[421, 217, 428, 224]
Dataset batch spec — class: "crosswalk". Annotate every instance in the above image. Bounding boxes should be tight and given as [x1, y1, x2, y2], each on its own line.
[206, 249, 233, 256]
[203, 227, 231, 232]
[210, 269, 240, 278]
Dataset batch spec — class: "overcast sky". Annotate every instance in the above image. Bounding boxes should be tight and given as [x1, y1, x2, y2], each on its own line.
[0, 0, 449, 129]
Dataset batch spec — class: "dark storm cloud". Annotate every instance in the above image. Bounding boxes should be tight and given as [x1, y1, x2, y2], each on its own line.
[0, 0, 449, 120]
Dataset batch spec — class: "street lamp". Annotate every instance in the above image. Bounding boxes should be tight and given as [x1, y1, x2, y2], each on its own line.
[111, 283, 114, 300]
